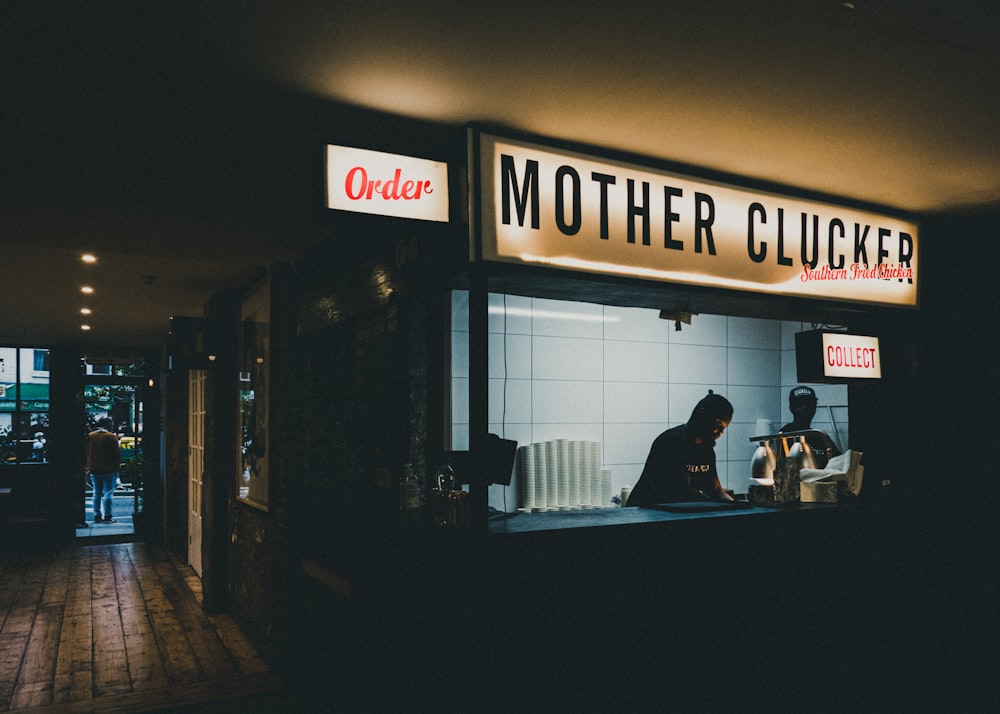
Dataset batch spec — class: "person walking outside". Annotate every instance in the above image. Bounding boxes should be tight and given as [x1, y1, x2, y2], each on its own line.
[86, 418, 120, 523]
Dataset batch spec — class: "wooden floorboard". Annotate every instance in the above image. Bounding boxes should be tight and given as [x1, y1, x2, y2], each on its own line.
[52, 549, 94, 706]
[0, 543, 282, 712]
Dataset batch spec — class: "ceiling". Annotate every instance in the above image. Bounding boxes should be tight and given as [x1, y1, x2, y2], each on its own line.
[3, 0, 998, 351]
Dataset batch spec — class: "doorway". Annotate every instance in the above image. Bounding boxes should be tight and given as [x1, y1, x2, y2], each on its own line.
[76, 375, 144, 539]
[188, 370, 206, 576]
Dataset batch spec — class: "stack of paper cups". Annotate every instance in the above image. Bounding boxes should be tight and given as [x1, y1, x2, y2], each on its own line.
[531, 441, 547, 510]
[578, 441, 592, 507]
[545, 439, 559, 511]
[569, 441, 582, 508]
[556, 439, 570, 509]
[587, 441, 601, 508]
[517, 445, 535, 511]
[601, 469, 612, 507]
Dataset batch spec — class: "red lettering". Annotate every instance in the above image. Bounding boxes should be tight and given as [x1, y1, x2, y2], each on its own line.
[342, 166, 434, 201]
[381, 168, 403, 200]
[345, 166, 367, 200]
[827, 345, 876, 370]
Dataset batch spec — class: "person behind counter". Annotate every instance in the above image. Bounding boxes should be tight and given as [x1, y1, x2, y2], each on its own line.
[627, 391, 734, 507]
[778, 386, 840, 468]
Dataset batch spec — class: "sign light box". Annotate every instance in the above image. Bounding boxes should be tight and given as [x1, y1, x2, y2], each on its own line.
[326, 145, 449, 222]
[473, 131, 919, 308]
[796, 330, 882, 383]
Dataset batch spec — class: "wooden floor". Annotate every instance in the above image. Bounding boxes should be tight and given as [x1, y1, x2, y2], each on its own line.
[0, 542, 282, 713]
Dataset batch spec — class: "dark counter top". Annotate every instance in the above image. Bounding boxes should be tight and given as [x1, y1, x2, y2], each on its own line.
[300, 499, 854, 601]
[487, 501, 840, 535]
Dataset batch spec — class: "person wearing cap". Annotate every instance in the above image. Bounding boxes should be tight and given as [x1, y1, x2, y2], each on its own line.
[777, 386, 840, 468]
[626, 391, 735, 506]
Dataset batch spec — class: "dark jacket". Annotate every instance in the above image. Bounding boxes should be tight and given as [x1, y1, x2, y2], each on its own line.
[86, 429, 120, 475]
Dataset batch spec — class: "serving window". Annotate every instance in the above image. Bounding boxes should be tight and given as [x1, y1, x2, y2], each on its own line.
[448, 291, 848, 513]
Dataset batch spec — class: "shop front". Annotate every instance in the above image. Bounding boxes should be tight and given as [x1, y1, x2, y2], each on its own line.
[459, 127, 919, 522]
[243, 123, 953, 709]
[389, 129, 928, 705]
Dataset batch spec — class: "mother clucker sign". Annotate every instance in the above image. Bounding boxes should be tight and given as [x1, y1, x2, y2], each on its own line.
[476, 132, 919, 308]
[327, 145, 449, 222]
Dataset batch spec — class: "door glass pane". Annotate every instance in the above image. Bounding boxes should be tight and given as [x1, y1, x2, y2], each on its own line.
[0, 347, 50, 464]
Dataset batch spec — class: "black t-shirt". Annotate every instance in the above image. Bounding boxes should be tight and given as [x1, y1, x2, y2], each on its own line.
[627, 424, 720, 506]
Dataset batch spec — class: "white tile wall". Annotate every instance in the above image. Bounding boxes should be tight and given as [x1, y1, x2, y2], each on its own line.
[532, 336, 603, 381]
[604, 340, 670, 383]
[450, 292, 848, 511]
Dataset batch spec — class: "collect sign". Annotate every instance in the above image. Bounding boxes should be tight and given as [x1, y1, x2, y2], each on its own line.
[326, 145, 449, 222]
[822, 333, 882, 379]
[795, 330, 882, 382]
[474, 132, 919, 307]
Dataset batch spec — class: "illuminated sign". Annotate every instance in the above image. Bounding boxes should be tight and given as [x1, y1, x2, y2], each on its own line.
[821, 333, 882, 379]
[796, 330, 882, 382]
[326, 145, 449, 222]
[474, 132, 919, 307]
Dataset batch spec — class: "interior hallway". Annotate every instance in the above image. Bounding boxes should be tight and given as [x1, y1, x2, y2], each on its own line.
[0, 542, 283, 713]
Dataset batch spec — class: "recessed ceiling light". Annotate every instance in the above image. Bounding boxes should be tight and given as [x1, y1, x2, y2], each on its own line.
[81, 285, 94, 294]
[81, 253, 97, 264]
[81, 324, 91, 331]
[80, 307, 92, 315]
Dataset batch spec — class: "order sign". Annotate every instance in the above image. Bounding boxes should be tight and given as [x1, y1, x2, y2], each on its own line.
[326, 145, 449, 222]
[823, 333, 881, 379]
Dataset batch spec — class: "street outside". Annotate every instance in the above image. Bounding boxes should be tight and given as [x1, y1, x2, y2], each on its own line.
[76, 487, 137, 538]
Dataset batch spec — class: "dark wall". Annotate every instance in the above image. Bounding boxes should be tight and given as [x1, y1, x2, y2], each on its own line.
[287, 212, 462, 565]
[192, 103, 464, 660]
[162, 355, 189, 556]
[917, 212, 999, 488]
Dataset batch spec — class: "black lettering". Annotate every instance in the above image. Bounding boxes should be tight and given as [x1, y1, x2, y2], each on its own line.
[591, 172, 616, 240]
[627, 179, 650, 245]
[877, 227, 891, 264]
[854, 223, 870, 265]
[501, 155, 539, 228]
[664, 186, 683, 250]
[801, 213, 819, 269]
[898, 231, 914, 284]
[694, 192, 716, 254]
[899, 232, 914, 265]
[828, 218, 846, 270]
[554, 165, 581, 235]
[748, 202, 767, 263]
[777, 207, 793, 266]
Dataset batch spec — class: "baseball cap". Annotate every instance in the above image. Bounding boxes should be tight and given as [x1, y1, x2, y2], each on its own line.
[789, 386, 817, 403]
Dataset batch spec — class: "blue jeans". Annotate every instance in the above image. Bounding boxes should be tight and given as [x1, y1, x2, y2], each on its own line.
[91, 472, 118, 520]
